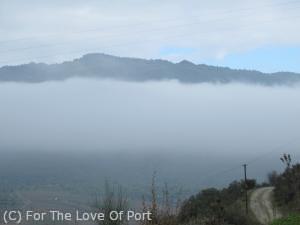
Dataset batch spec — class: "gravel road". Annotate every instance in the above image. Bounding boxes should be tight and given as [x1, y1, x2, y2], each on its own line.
[250, 187, 282, 224]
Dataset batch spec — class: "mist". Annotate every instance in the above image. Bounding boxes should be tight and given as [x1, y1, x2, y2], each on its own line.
[1, 79, 300, 190]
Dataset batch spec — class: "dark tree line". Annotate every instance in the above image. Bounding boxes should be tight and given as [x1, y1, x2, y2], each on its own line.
[272, 154, 300, 211]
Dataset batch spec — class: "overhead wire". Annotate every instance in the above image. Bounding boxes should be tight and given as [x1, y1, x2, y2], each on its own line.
[1, 10, 300, 65]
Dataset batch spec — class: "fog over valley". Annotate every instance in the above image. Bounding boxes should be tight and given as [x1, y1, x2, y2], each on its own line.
[1, 79, 300, 192]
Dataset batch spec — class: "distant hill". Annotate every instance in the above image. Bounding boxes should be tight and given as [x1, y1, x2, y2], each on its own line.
[0, 53, 300, 85]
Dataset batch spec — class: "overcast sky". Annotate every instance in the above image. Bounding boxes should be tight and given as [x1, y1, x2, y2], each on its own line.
[1, 0, 300, 72]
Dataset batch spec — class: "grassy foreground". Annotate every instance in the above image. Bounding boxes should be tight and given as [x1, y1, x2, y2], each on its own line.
[270, 214, 300, 225]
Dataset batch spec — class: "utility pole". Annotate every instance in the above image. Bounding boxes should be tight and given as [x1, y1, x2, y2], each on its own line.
[243, 164, 248, 215]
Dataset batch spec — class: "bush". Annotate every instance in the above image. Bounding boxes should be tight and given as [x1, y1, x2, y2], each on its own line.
[94, 181, 128, 225]
[270, 214, 300, 225]
[274, 154, 300, 210]
[178, 180, 258, 225]
[140, 173, 178, 225]
[268, 171, 279, 186]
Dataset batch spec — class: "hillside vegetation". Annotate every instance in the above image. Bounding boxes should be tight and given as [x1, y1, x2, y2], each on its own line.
[1, 53, 300, 85]
[270, 214, 300, 225]
[266, 154, 300, 225]
[271, 154, 300, 212]
[177, 180, 259, 225]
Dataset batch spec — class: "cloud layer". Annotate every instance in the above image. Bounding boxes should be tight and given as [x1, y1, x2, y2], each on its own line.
[1, 79, 299, 156]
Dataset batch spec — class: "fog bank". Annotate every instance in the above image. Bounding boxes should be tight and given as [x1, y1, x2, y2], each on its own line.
[1, 79, 300, 188]
[1, 79, 300, 154]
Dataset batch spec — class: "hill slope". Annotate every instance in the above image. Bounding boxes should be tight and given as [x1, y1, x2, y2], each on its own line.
[1, 53, 300, 85]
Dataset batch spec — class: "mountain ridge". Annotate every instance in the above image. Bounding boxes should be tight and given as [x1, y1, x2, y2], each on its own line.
[0, 53, 299, 85]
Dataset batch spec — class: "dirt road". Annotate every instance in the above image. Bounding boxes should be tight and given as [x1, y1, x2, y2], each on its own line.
[250, 187, 282, 224]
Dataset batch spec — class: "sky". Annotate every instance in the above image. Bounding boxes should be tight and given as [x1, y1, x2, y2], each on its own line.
[0, 0, 300, 72]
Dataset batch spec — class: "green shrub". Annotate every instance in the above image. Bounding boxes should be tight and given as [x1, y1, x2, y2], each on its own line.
[274, 154, 300, 211]
[270, 214, 300, 225]
[178, 180, 259, 225]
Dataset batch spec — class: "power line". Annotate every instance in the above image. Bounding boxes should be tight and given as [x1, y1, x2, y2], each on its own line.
[1, 11, 300, 66]
[245, 138, 299, 166]
[195, 137, 299, 188]
[0, 0, 299, 45]
[2, 7, 300, 55]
